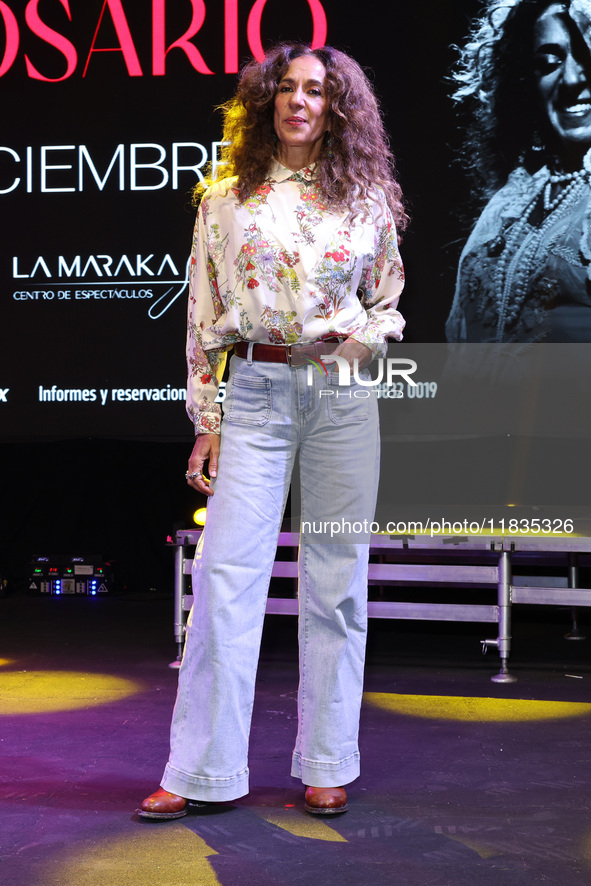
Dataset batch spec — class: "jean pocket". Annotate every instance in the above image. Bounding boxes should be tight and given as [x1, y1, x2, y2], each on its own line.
[224, 374, 272, 426]
[326, 370, 372, 424]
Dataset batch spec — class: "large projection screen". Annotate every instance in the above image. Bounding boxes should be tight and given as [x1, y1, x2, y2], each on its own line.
[1, 0, 471, 440]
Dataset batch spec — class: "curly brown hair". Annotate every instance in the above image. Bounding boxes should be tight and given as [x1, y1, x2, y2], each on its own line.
[196, 42, 408, 233]
[451, 0, 591, 200]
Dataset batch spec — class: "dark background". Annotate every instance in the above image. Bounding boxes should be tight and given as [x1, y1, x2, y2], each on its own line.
[1, 0, 500, 594]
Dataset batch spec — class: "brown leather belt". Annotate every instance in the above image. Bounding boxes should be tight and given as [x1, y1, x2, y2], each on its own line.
[233, 338, 344, 366]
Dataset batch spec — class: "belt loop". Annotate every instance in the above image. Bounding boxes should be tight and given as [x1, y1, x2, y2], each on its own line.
[246, 341, 254, 365]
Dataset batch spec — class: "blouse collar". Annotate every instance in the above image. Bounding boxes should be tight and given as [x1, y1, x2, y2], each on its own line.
[268, 159, 318, 183]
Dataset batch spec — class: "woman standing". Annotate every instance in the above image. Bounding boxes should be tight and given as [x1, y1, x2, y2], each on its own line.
[140, 42, 407, 820]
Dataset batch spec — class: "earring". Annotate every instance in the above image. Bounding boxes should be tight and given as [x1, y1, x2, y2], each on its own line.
[531, 129, 545, 153]
[326, 132, 333, 158]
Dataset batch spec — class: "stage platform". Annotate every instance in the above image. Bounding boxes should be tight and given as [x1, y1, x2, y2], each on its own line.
[173, 528, 591, 682]
[1, 593, 590, 886]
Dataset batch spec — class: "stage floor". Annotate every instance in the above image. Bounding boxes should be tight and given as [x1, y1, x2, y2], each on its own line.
[1, 594, 590, 885]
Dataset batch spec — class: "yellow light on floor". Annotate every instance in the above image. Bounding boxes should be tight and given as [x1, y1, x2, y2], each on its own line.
[39, 828, 221, 886]
[581, 833, 591, 862]
[253, 807, 347, 842]
[364, 692, 591, 723]
[193, 507, 207, 526]
[0, 670, 142, 714]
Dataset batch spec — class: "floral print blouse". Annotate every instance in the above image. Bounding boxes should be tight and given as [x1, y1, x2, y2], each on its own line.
[186, 160, 405, 434]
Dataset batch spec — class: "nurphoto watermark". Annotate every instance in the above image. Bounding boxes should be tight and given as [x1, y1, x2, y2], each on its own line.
[306, 356, 418, 397]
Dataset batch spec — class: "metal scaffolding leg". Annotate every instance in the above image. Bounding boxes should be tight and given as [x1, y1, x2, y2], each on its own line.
[169, 542, 187, 669]
[482, 549, 517, 683]
[565, 555, 586, 641]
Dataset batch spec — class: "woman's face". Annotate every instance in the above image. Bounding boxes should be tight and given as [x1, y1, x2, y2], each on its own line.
[273, 55, 329, 170]
[534, 3, 591, 152]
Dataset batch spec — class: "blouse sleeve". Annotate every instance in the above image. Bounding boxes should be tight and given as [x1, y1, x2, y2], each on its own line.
[351, 200, 406, 358]
[186, 198, 229, 435]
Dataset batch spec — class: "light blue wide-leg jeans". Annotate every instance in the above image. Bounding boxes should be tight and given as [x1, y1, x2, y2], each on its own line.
[161, 352, 380, 802]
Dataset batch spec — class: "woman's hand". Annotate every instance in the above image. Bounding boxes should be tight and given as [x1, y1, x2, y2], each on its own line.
[329, 338, 373, 373]
[186, 433, 220, 497]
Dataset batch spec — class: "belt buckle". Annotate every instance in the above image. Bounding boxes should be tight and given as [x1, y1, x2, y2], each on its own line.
[287, 342, 318, 367]
[287, 340, 341, 367]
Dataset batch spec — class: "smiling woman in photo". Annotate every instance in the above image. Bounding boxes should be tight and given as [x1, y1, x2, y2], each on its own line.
[447, 0, 591, 342]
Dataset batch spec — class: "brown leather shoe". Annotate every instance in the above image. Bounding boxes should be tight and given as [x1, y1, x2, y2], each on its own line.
[138, 787, 208, 820]
[304, 786, 349, 815]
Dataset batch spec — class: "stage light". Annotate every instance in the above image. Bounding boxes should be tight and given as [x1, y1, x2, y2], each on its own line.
[363, 693, 591, 723]
[193, 507, 207, 526]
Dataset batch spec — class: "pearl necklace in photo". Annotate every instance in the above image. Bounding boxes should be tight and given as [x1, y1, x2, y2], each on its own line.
[494, 147, 591, 341]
